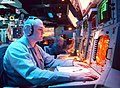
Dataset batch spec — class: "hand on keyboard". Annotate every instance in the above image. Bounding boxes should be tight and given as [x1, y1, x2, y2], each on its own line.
[73, 61, 89, 68]
[70, 72, 99, 81]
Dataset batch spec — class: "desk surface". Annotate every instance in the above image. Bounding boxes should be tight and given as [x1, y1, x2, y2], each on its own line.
[48, 68, 120, 88]
[104, 68, 120, 88]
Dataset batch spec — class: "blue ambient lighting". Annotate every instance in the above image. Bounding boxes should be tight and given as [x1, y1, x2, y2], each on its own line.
[48, 13, 54, 18]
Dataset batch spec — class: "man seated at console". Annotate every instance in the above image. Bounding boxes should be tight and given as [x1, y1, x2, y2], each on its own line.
[3, 16, 98, 87]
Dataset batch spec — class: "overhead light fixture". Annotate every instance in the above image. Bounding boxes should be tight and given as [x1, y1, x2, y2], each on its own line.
[0, 16, 8, 20]
[68, 27, 73, 31]
[0, 5, 7, 9]
[48, 13, 54, 18]
[9, 16, 15, 21]
[58, 15, 62, 18]
[0, 16, 4, 20]
[57, 13, 62, 18]
[64, 25, 73, 31]
[68, 10, 78, 27]
[44, 4, 50, 7]
[0, 0, 15, 4]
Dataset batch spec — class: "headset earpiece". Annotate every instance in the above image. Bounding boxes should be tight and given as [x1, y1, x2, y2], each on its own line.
[27, 24, 34, 36]
[26, 16, 38, 36]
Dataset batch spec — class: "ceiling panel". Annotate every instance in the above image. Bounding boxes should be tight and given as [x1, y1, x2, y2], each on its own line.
[19, 0, 82, 27]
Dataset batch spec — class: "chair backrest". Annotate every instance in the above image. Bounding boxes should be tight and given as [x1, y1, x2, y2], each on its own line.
[0, 44, 9, 87]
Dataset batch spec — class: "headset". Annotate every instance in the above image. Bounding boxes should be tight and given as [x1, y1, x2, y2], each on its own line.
[27, 16, 38, 36]
[27, 24, 34, 36]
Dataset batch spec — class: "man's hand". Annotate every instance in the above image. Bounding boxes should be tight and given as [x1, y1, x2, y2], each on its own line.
[73, 61, 89, 68]
[70, 72, 99, 81]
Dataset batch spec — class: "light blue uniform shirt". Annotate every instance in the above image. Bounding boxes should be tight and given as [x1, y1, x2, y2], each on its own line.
[3, 36, 73, 87]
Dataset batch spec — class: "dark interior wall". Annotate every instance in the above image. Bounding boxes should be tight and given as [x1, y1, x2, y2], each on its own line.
[116, 0, 120, 22]
[112, 25, 120, 71]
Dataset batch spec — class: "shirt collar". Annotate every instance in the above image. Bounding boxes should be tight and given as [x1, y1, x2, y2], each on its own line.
[19, 35, 36, 48]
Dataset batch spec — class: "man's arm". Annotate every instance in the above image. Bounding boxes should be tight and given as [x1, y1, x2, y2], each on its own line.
[6, 44, 72, 86]
[37, 45, 73, 68]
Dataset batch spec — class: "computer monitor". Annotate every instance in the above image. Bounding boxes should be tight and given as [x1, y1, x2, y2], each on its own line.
[98, 0, 111, 24]
[43, 27, 54, 37]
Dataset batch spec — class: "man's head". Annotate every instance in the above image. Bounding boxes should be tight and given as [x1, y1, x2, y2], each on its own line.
[23, 16, 45, 42]
[57, 37, 64, 46]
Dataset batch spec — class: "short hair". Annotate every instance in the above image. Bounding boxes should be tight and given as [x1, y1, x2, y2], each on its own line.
[57, 37, 64, 43]
[23, 16, 44, 36]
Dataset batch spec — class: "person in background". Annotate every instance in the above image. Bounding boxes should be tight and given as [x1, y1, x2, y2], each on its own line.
[43, 36, 56, 54]
[49, 37, 66, 58]
[65, 38, 75, 54]
[61, 34, 68, 49]
[61, 34, 68, 40]
[3, 16, 98, 87]
[48, 36, 56, 48]
[6, 24, 13, 43]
